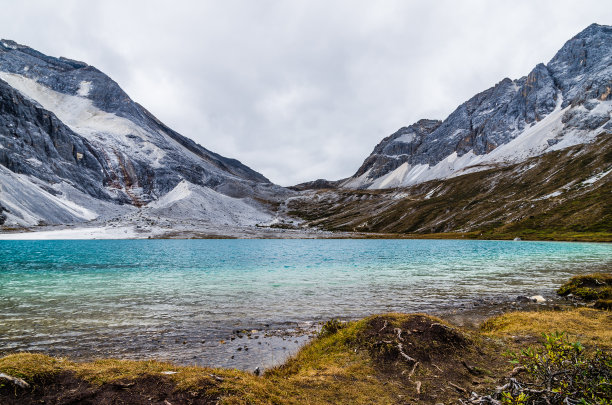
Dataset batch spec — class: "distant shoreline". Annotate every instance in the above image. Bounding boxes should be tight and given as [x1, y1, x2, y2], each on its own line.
[1, 224, 611, 242]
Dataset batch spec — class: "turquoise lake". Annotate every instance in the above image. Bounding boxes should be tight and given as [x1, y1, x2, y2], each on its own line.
[0, 239, 610, 369]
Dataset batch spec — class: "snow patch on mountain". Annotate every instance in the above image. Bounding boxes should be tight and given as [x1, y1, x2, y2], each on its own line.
[0, 72, 168, 169]
[354, 95, 610, 189]
[77, 80, 92, 97]
[0, 225, 139, 240]
[145, 180, 274, 226]
[0, 165, 100, 226]
[581, 167, 612, 185]
[341, 168, 372, 189]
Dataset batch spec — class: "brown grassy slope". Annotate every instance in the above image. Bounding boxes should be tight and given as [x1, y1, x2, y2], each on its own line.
[286, 134, 612, 240]
[2, 308, 610, 405]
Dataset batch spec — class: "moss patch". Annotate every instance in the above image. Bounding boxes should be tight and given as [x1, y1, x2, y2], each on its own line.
[557, 272, 612, 300]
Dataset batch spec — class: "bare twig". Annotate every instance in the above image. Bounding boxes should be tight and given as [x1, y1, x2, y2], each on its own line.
[379, 320, 388, 332]
[462, 360, 483, 376]
[112, 381, 135, 388]
[394, 328, 404, 342]
[449, 382, 468, 394]
[407, 361, 420, 379]
[0, 372, 30, 389]
[397, 342, 416, 363]
[209, 373, 224, 382]
[509, 366, 526, 377]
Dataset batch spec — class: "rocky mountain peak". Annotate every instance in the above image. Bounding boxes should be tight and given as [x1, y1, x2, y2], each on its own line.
[0, 39, 281, 226]
[547, 23, 612, 107]
[343, 24, 612, 190]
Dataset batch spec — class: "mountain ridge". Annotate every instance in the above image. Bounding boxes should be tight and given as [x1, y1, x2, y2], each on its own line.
[338, 23, 612, 190]
[0, 24, 610, 238]
[0, 39, 287, 228]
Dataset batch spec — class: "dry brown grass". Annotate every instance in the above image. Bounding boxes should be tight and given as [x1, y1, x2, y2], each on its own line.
[481, 307, 612, 347]
[0, 317, 404, 404]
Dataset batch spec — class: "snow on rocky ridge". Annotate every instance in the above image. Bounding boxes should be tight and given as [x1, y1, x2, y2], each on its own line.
[344, 24, 612, 190]
[1, 24, 611, 235]
[145, 180, 274, 226]
[0, 38, 287, 230]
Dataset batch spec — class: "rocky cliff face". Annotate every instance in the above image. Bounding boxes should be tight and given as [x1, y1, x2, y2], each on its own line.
[0, 78, 107, 200]
[0, 39, 286, 227]
[345, 24, 612, 189]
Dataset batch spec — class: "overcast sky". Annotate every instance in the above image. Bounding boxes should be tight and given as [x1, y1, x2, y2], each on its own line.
[1, 1, 610, 185]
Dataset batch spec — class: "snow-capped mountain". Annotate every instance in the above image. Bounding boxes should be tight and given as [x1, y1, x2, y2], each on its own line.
[344, 23, 612, 189]
[0, 39, 287, 228]
[1, 24, 610, 237]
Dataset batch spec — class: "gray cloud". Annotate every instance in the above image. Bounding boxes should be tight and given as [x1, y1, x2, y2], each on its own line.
[1, 0, 611, 185]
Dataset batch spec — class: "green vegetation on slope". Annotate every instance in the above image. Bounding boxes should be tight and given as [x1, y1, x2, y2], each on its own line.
[287, 134, 612, 241]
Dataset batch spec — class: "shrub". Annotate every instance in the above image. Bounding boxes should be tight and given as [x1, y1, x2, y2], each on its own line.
[465, 332, 612, 404]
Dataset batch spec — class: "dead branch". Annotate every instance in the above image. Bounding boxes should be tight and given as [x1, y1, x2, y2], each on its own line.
[509, 366, 526, 377]
[394, 327, 404, 341]
[407, 361, 420, 379]
[0, 372, 30, 389]
[209, 373, 224, 382]
[379, 320, 388, 332]
[462, 360, 484, 376]
[397, 342, 416, 363]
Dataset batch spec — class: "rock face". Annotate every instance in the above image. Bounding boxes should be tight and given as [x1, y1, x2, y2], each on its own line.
[0, 39, 286, 226]
[345, 23, 612, 189]
[0, 78, 108, 200]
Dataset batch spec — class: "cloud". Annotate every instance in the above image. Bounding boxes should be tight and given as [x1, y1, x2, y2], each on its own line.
[1, 0, 611, 185]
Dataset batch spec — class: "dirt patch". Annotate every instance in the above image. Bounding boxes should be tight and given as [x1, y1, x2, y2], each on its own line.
[0, 371, 219, 405]
[354, 314, 510, 404]
[360, 314, 469, 364]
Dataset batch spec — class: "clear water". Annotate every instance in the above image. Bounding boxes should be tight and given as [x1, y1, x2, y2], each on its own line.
[0, 239, 610, 369]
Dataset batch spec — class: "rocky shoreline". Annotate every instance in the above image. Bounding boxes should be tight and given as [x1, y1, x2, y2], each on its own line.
[0, 292, 577, 374]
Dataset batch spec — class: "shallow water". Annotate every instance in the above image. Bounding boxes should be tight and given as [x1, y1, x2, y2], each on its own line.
[0, 239, 610, 369]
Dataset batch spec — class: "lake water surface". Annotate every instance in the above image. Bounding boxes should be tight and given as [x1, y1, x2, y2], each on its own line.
[1, 239, 610, 369]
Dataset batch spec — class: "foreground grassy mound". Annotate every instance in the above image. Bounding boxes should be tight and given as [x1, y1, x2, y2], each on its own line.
[1, 306, 610, 403]
[0, 314, 509, 405]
